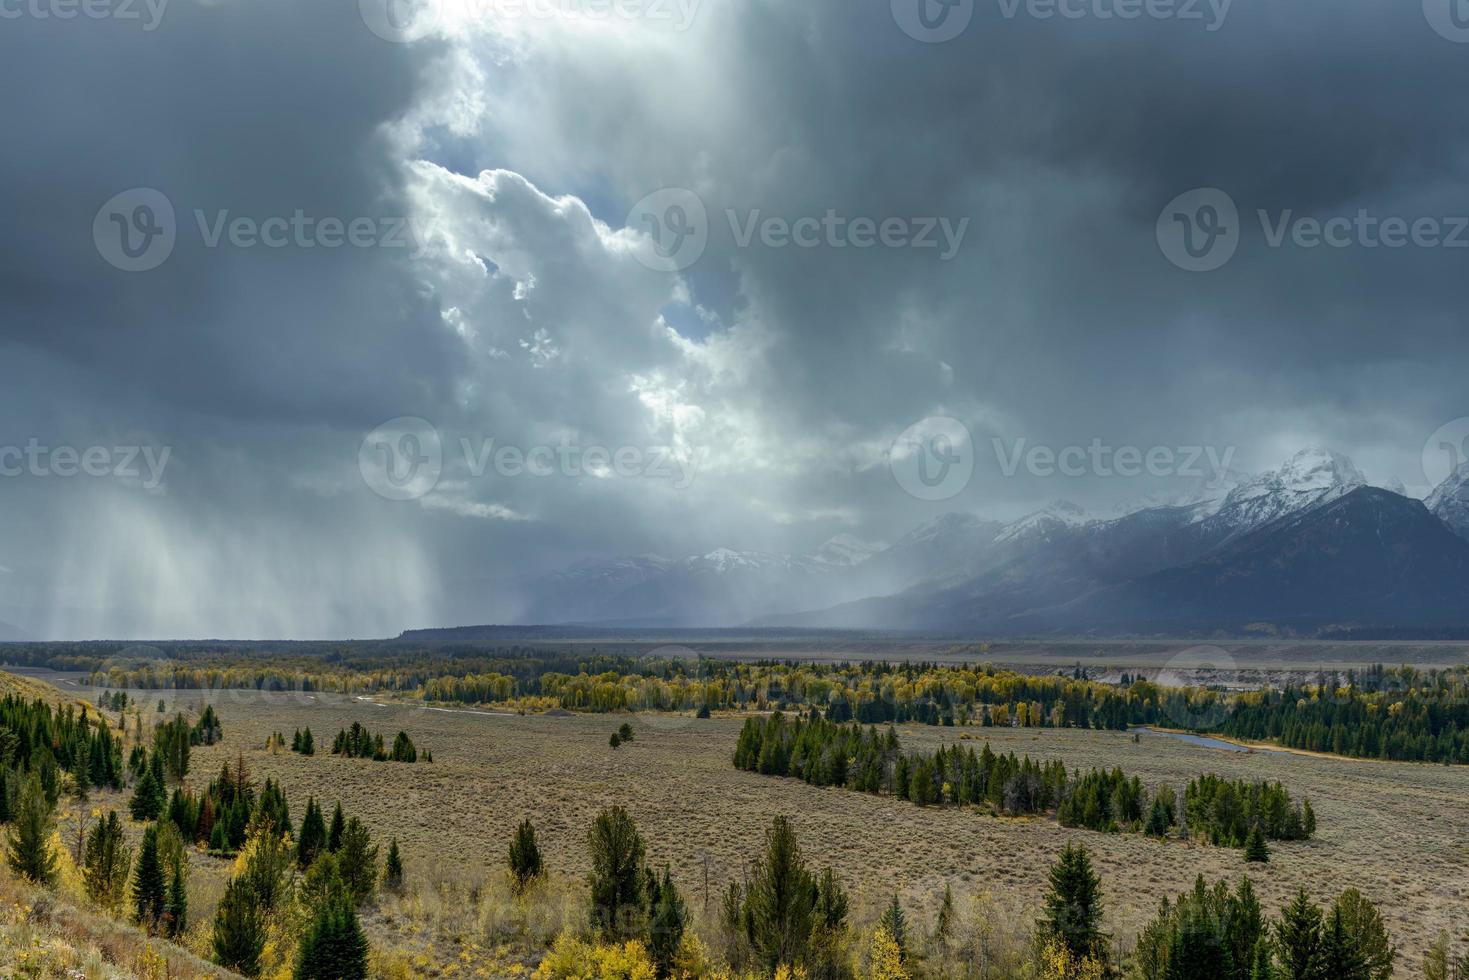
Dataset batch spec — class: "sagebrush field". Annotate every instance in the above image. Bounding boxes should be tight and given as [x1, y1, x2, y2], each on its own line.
[33, 669, 1464, 974]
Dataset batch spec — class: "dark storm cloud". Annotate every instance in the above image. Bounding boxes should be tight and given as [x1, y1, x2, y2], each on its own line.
[2, 0, 1467, 636]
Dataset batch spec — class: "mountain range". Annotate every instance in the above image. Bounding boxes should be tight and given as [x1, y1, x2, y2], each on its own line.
[514, 449, 1469, 636]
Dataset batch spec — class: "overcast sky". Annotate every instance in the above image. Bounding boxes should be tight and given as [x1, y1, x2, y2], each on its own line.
[2, 0, 1468, 639]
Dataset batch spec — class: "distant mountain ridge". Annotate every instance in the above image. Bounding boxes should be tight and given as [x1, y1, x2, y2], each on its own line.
[517, 448, 1469, 636]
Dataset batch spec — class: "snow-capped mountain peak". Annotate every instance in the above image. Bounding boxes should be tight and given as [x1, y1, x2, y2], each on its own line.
[1427, 462, 1469, 542]
[995, 499, 1092, 543]
[1205, 448, 1365, 539]
[1276, 447, 1366, 493]
[809, 533, 885, 567]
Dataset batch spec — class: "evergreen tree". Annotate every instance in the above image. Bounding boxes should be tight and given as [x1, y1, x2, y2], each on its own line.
[132, 823, 167, 929]
[301, 727, 315, 756]
[383, 837, 404, 892]
[1319, 904, 1369, 980]
[932, 882, 955, 953]
[129, 761, 166, 821]
[1251, 937, 1276, 980]
[213, 875, 267, 977]
[1244, 824, 1271, 863]
[1274, 889, 1324, 980]
[880, 894, 908, 960]
[647, 866, 688, 979]
[5, 773, 56, 885]
[587, 805, 646, 940]
[83, 811, 132, 910]
[336, 817, 379, 905]
[1040, 842, 1106, 964]
[327, 802, 345, 853]
[1331, 889, 1394, 980]
[610, 732, 621, 749]
[744, 815, 817, 972]
[293, 894, 370, 980]
[298, 796, 328, 868]
[508, 818, 543, 892]
[165, 860, 188, 938]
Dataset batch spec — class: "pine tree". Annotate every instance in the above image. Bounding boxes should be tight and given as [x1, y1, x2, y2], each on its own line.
[1251, 936, 1276, 980]
[932, 883, 955, 951]
[743, 815, 816, 972]
[129, 762, 165, 821]
[1244, 824, 1271, 863]
[1331, 889, 1394, 980]
[301, 727, 315, 755]
[327, 802, 345, 853]
[1320, 904, 1369, 980]
[1274, 888, 1323, 980]
[587, 805, 646, 940]
[6, 773, 56, 885]
[647, 866, 688, 979]
[298, 796, 327, 868]
[294, 894, 370, 980]
[83, 811, 132, 910]
[880, 894, 908, 960]
[165, 860, 188, 938]
[132, 823, 167, 929]
[383, 838, 403, 892]
[1422, 931, 1450, 980]
[213, 875, 266, 977]
[1039, 842, 1106, 965]
[610, 732, 621, 749]
[336, 817, 378, 905]
[508, 818, 543, 892]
